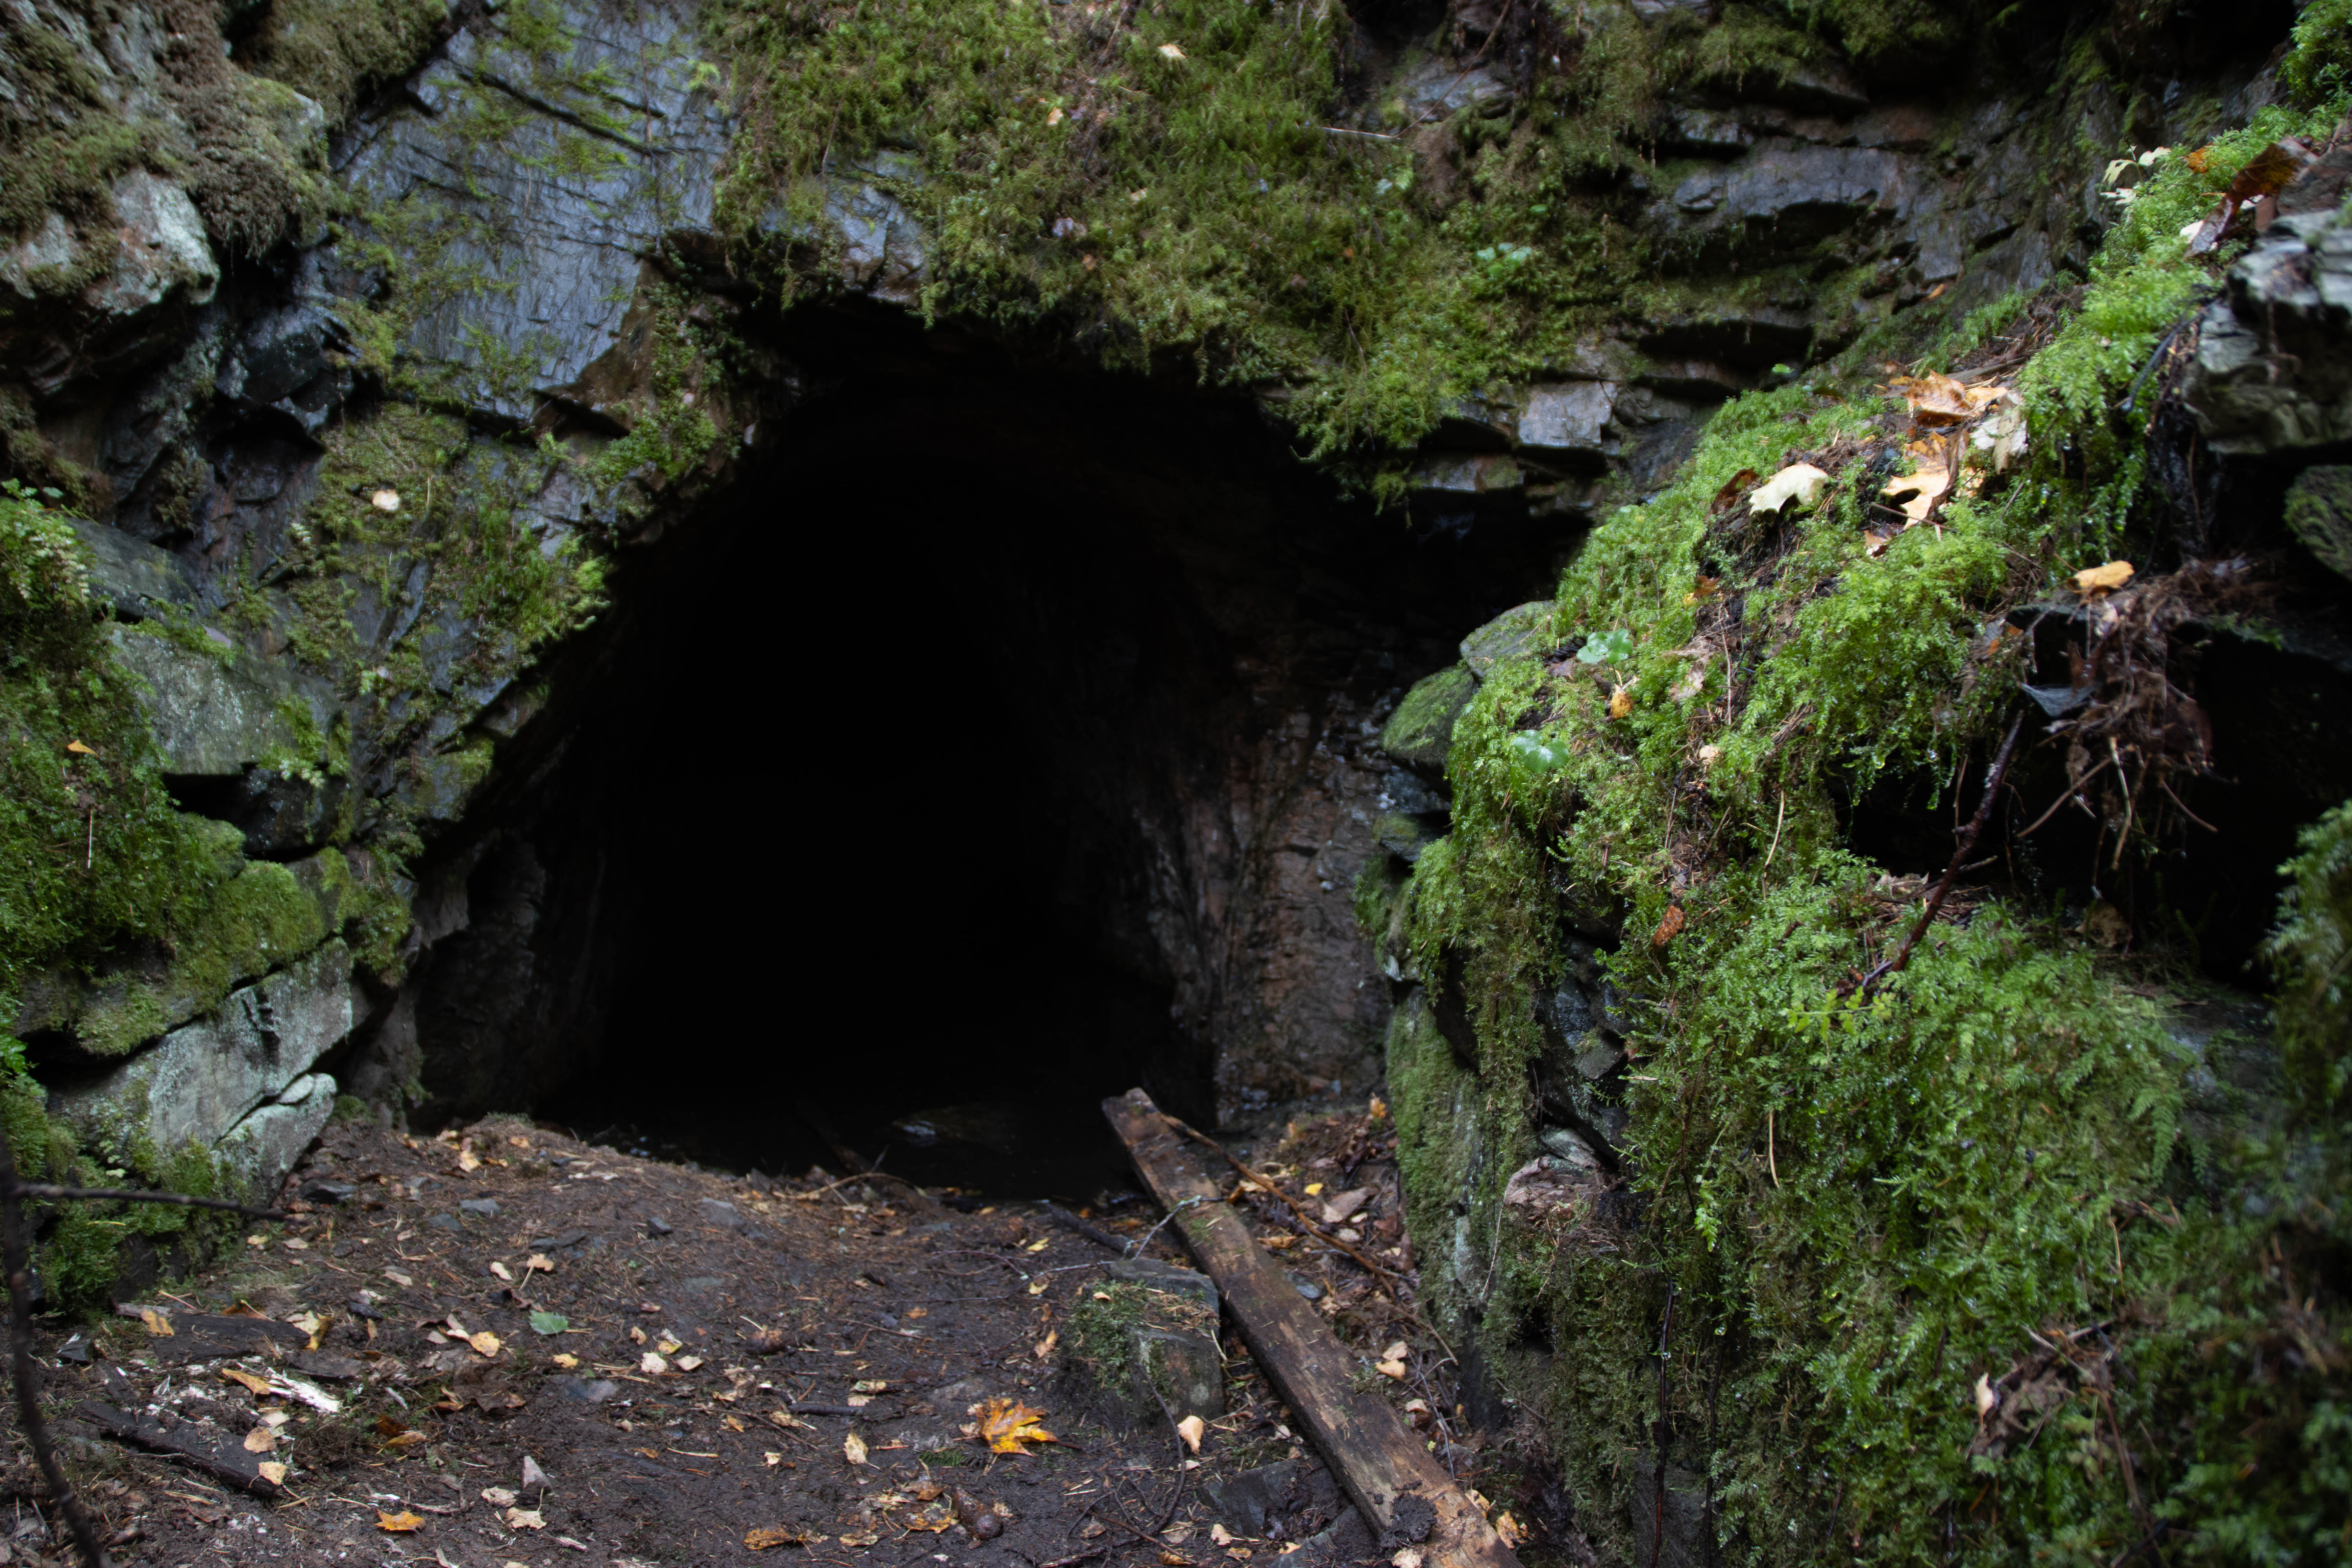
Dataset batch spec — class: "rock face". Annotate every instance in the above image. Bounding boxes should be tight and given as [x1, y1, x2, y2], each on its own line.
[2187, 144, 2352, 455]
[47, 941, 358, 1190]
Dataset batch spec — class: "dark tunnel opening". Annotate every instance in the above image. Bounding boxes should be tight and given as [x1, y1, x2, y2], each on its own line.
[393, 309, 1572, 1198]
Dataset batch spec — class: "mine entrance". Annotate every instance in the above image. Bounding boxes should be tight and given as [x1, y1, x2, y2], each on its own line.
[402, 307, 1568, 1198]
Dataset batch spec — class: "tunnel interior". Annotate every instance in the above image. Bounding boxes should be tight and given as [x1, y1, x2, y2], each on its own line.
[395, 309, 1569, 1199]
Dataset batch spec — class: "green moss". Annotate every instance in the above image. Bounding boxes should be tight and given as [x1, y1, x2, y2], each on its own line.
[248, 0, 448, 123]
[1374, 73, 2352, 1562]
[2281, 0, 2352, 109]
[1380, 665, 1478, 776]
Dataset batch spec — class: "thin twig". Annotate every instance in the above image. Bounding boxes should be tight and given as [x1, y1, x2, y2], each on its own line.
[1040, 1204, 1129, 1255]
[0, 1128, 112, 1568]
[1864, 711, 2025, 994]
[2016, 755, 2115, 839]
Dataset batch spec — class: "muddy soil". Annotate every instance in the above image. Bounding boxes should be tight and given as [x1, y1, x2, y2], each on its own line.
[0, 1105, 1551, 1568]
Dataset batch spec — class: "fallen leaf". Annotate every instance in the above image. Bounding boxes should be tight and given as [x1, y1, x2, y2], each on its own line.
[1212, 1525, 1236, 1547]
[370, 489, 402, 513]
[1971, 399, 2028, 472]
[1175, 1414, 1205, 1453]
[505, 1507, 545, 1531]
[467, 1331, 502, 1358]
[1034, 1330, 1058, 1359]
[641, 1352, 667, 1375]
[977, 1398, 1060, 1455]
[1652, 904, 1686, 948]
[1158, 42, 1185, 58]
[243, 1428, 276, 1453]
[1303, 1182, 1324, 1196]
[629, 1326, 647, 1345]
[1376, 1358, 1408, 1380]
[139, 1308, 173, 1337]
[221, 1367, 273, 1397]
[656, 1336, 683, 1356]
[1608, 685, 1634, 720]
[64, 740, 94, 756]
[1890, 370, 1975, 425]
[1319, 1189, 1371, 1225]
[676, 1354, 706, 1372]
[765, 1452, 784, 1467]
[457, 1149, 481, 1173]
[1391, 1552, 1423, 1568]
[1749, 463, 1830, 515]
[491, 1261, 514, 1282]
[2074, 560, 2134, 594]
[1495, 1514, 1523, 1549]
[748, 1526, 824, 1550]
[384, 1269, 413, 1288]
[1681, 576, 1722, 606]
[282, 1237, 309, 1251]
[844, 1432, 869, 1466]
[1165, 1524, 1197, 1545]
[530, 1311, 570, 1337]
[377, 1511, 424, 1533]
[256, 1460, 289, 1486]
[723, 1414, 747, 1432]
[482, 1487, 519, 1507]
[840, 1532, 881, 1548]
[525, 1254, 554, 1274]
[853, 1379, 890, 1394]
[1974, 1373, 1998, 1417]
[1025, 1238, 1050, 1253]
[550, 1353, 580, 1370]
[767, 1409, 805, 1431]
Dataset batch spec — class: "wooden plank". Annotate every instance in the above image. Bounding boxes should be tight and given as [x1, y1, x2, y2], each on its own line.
[1102, 1089, 1521, 1568]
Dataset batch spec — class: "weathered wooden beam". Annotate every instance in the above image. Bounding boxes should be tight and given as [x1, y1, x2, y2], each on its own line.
[1102, 1089, 1521, 1568]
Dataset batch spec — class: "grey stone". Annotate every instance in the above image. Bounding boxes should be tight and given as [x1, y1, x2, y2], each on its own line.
[1538, 1125, 1602, 1173]
[1515, 381, 1618, 463]
[1379, 665, 1476, 776]
[49, 941, 358, 1171]
[1287, 1273, 1324, 1302]
[340, 2, 734, 422]
[1574, 1038, 1626, 1082]
[1134, 1328, 1223, 1423]
[0, 171, 219, 325]
[69, 521, 200, 622]
[109, 626, 336, 778]
[1204, 1461, 1300, 1536]
[551, 1376, 621, 1403]
[1395, 56, 1511, 120]
[216, 1072, 339, 1190]
[2286, 467, 2352, 580]
[1661, 108, 1753, 156]
[2187, 201, 2352, 455]
[1105, 1256, 1218, 1316]
[1460, 601, 1555, 680]
[700, 1197, 750, 1231]
[460, 1198, 500, 1217]
[1409, 453, 1521, 499]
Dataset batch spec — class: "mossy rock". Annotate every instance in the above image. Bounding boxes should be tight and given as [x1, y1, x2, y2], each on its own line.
[1379, 666, 1476, 778]
[1457, 601, 1558, 681]
[2285, 465, 2352, 580]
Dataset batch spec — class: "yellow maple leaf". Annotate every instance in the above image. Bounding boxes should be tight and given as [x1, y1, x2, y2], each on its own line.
[2074, 560, 2135, 594]
[376, 1510, 424, 1532]
[975, 1397, 1058, 1454]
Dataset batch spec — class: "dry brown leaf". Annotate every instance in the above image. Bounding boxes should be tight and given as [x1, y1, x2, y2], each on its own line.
[256, 1460, 288, 1486]
[1881, 462, 1952, 523]
[242, 1428, 276, 1453]
[1495, 1514, 1523, 1549]
[377, 1511, 424, 1533]
[845, 1432, 869, 1466]
[490, 1261, 514, 1282]
[640, 1352, 667, 1375]
[467, 1331, 502, 1358]
[482, 1487, 519, 1507]
[976, 1398, 1058, 1455]
[457, 1149, 482, 1173]
[1033, 1330, 1058, 1360]
[1892, 370, 1976, 425]
[1607, 685, 1633, 720]
[505, 1507, 545, 1530]
[1652, 904, 1686, 948]
[220, 1367, 272, 1397]
[525, 1254, 554, 1274]
[139, 1308, 173, 1337]
[1175, 1414, 1205, 1453]
[551, 1353, 580, 1370]
[2074, 560, 2135, 594]
[64, 739, 95, 756]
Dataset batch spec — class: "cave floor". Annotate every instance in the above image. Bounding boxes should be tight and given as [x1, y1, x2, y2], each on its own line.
[1, 1109, 1505, 1567]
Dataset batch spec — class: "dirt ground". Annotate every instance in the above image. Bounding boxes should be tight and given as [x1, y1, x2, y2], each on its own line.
[0, 1103, 1558, 1568]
